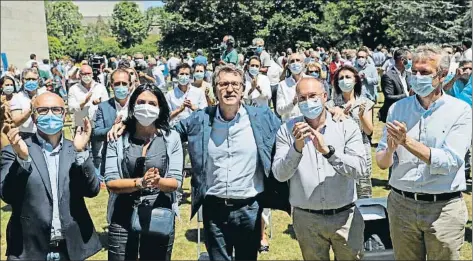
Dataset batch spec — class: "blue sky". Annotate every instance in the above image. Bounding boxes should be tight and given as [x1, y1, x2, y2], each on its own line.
[143, 1, 165, 9]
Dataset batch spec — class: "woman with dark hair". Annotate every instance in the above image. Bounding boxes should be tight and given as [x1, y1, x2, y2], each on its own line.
[104, 83, 183, 261]
[243, 56, 271, 107]
[326, 65, 374, 199]
[1, 75, 17, 148]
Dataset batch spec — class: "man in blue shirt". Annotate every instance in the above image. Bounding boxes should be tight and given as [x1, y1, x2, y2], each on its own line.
[354, 49, 379, 103]
[443, 59, 472, 106]
[194, 49, 208, 66]
[376, 45, 472, 261]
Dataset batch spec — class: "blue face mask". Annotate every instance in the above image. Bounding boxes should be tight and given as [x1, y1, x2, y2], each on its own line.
[114, 85, 129, 100]
[194, 72, 205, 80]
[36, 114, 64, 135]
[256, 46, 263, 54]
[310, 72, 320, 78]
[289, 63, 303, 75]
[24, 80, 38, 92]
[406, 60, 412, 70]
[249, 67, 259, 76]
[409, 74, 438, 97]
[298, 98, 324, 119]
[178, 75, 190, 85]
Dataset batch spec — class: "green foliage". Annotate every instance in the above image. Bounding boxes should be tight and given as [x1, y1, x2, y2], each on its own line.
[160, 0, 472, 52]
[111, 1, 148, 49]
[47, 36, 64, 60]
[45, 1, 84, 54]
[85, 15, 111, 41]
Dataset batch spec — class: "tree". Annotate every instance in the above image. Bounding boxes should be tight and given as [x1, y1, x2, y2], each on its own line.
[85, 15, 111, 41]
[111, 1, 148, 48]
[45, 1, 84, 54]
[48, 36, 64, 60]
[145, 6, 169, 33]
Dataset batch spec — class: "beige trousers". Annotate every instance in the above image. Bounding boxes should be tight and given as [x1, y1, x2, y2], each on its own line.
[387, 190, 468, 260]
[292, 206, 365, 261]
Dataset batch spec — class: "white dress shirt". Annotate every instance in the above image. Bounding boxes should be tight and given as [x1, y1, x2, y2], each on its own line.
[267, 60, 283, 85]
[68, 81, 109, 127]
[243, 74, 272, 107]
[377, 94, 472, 194]
[115, 99, 129, 120]
[166, 85, 208, 126]
[10, 91, 37, 133]
[277, 75, 308, 122]
[393, 66, 408, 95]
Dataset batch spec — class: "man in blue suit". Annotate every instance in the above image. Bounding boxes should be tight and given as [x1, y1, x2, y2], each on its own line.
[174, 64, 289, 260]
[93, 69, 132, 176]
[1, 92, 101, 260]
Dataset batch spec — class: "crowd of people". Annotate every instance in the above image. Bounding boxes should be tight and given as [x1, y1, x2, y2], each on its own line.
[0, 35, 472, 261]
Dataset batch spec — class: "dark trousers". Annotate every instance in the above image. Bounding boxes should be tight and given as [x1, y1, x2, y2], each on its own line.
[108, 221, 175, 261]
[465, 149, 471, 179]
[203, 196, 262, 261]
[270, 84, 280, 118]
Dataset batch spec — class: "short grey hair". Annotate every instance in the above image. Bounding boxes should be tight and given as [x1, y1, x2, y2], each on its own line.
[252, 38, 264, 46]
[212, 64, 244, 88]
[21, 68, 39, 80]
[412, 44, 450, 72]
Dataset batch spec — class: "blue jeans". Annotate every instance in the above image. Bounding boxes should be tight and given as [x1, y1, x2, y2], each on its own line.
[203, 197, 262, 261]
[108, 221, 175, 261]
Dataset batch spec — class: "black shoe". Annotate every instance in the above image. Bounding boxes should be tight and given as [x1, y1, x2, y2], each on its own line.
[258, 245, 269, 253]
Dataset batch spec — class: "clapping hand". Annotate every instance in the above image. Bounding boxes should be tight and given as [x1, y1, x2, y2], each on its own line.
[310, 127, 330, 155]
[386, 120, 407, 146]
[142, 167, 161, 188]
[358, 102, 366, 117]
[92, 97, 102, 105]
[74, 118, 92, 151]
[7, 127, 29, 160]
[184, 99, 197, 111]
[107, 121, 126, 142]
[292, 122, 312, 152]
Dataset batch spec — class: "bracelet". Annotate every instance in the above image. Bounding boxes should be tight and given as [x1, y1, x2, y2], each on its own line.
[135, 178, 144, 189]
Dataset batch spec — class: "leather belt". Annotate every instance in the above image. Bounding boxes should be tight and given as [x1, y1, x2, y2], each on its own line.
[298, 202, 355, 216]
[205, 195, 257, 207]
[392, 187, 461, 202]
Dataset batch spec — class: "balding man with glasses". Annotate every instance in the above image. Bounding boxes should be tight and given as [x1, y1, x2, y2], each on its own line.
[1, 92, 101, 260]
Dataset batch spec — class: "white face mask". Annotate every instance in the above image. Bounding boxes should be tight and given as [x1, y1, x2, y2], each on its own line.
[133, 104, 160, 126]
[338, 78, 355, 92]
[81, 75, 93, 84]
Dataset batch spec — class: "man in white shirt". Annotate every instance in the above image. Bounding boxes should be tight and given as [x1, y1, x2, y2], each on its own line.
[277, 53, 306, 122]
[376, 45, 472, 261]
[166, 63, 207, 127]
[243, 57, 272, 108]
[68, 65, 109, 178]
[25, 54, 37, 69]
[267, 60, 283, 115]
[148, 57, 167, 94]
[10, 68, 46, 139]
[167, 53, 181, 81]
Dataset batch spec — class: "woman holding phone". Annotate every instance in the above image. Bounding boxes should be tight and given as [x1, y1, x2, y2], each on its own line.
[104, 83, 183, 261]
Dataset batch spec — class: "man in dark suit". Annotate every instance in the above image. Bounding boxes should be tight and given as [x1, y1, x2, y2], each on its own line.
[1, 92, 101, 260]
[379, 48, 412, 123]
[93, 69, 132, 176]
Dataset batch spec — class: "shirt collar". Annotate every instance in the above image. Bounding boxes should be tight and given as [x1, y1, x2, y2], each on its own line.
[215, 105, 246, 123]
[36, 132, 63, 153]
[413, 91, 447, 114]
[115, 99, 129, 110]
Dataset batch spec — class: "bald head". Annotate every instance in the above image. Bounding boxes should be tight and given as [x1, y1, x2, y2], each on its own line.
[296, 77, 327, 105]
[80, 65, 92, 74]
[34, 92, 65, 109]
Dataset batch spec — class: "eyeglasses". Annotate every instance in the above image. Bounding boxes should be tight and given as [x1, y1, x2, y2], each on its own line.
[307, 70, 319, 74]
[24, 78, 37, 81]
[35, 107, 65, 115]
[136, 99, 158, 106]
[217, 81, 243, 90]
[289, 59, 302, 63]
[112, 81, 129, 87]
[462, 67, 472, 71]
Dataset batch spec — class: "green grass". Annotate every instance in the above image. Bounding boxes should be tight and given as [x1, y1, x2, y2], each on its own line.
[1, 93, 471, 260]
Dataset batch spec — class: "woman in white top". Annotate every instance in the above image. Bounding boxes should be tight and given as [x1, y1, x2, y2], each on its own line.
[243, 56, 271, 107]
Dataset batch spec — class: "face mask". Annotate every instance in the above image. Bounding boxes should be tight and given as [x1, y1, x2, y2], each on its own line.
[178, 75, 190, 85]
[134, 104, 160, 127]
[409, 74, 438, 97]
[194, 72, 205, 80]
[461, 72, 471, 80]
[310, 72, 320, 78]
[298, 98, 324, 120]
[114, 85, 129, 100]
[406, 60, 412, 70]
[24, 80, 38, 92]
[289, 62, 303, 75]
[338, 78, 355, 92]
[249, 67, 259, 76]
[81, 75, 93, 84]
[3, 85, 15, 95]
[357, 58, 367, 67]
[256, 47, 263, 54]
[36, 114, 64, 135]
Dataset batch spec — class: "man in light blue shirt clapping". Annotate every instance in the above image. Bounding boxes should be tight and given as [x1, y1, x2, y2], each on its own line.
[376, 45, 472, 261]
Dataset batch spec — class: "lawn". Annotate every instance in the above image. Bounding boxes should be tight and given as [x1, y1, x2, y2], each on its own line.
[1, 94, 471, 260]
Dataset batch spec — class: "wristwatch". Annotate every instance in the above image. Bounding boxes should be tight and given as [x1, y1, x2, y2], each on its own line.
[322, 145, 335, 159]
[135, 178, 144, 189]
